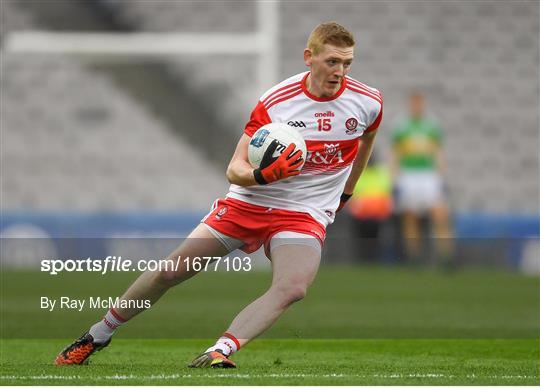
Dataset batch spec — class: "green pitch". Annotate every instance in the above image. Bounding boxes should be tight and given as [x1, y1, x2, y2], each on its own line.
[1, 339, 538, 385]
[1, 266, 539, 385]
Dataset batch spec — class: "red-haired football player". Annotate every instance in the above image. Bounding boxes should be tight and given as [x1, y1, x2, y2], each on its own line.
[55, 22, 382, 368]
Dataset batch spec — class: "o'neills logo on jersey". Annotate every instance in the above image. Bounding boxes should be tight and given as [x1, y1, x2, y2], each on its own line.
[314, 111, 335, 118]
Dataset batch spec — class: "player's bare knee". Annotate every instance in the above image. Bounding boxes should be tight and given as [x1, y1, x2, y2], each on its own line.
[159, 269, 177, 283]
[153, 268, 182, 287]
[272, 283, 308, 306]
[285, 285, 308, 305]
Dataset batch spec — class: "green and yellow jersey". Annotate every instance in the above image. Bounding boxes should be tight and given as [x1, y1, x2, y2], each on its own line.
[392, 117, 442, 170]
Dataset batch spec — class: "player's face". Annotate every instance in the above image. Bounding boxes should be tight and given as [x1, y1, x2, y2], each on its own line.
[305, 44, 354, 98]
[410, 94, 425, 119]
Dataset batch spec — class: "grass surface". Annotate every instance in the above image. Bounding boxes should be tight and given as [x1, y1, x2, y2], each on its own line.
[1, 339, 539, 385]
[2, 267, 539, 339]
[1, 266, 539, 384]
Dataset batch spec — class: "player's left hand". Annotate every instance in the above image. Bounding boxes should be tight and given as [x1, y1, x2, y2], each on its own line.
[254, 142, 303, 185]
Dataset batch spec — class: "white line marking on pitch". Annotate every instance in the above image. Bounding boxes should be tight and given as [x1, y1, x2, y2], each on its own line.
[1, 373, 538, 380]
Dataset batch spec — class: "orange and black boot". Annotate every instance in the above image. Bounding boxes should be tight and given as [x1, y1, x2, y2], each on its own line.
[55, 332, 111, 365]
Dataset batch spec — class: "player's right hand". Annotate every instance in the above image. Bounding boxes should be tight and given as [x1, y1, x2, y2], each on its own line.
[337, 192, 353, 212]
[253, 142, 303, 185]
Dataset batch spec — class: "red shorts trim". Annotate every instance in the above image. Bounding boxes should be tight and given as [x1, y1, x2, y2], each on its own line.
[202, 197, 326, 254]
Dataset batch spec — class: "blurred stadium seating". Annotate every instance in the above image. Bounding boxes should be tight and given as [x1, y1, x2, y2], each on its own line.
[1, 1, 538, 266]
[278, 1, 539, 214]
[2, 0, 228, 211]
[3, 0, 537, 214]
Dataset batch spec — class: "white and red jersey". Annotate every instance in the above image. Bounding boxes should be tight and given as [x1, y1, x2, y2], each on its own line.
[227, 71, 383, 227]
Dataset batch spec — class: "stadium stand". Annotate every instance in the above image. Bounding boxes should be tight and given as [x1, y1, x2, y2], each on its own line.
[2, 55, 228, 210]
[106, 0, 256, 33]
[2, 0, 539, 214]
[91, 0, 539, 214]
[280, 1, 539, 213]
[96, 0, 260, 145]
[1, 1, 228, 211]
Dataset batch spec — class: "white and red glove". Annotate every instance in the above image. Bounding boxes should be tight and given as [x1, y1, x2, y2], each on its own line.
[253, 141, 303, 185]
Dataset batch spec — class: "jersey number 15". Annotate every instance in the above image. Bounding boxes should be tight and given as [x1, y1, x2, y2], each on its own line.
[317, 118, 332, 131]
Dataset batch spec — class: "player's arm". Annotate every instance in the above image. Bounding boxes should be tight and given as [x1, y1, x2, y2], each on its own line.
[226, 134, 303, 187]
[338, 130, 377, 210]
[435, 145, 447, 177]
[226, 134, 258, 187]
[343, 130, 377, 194]
[390, 143, 401, 181]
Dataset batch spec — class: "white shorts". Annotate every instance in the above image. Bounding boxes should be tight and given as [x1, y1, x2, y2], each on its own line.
[395, 171, 444, 213]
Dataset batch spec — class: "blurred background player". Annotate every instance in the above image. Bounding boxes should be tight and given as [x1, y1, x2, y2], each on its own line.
[391, 91, 453, 265]
[53, 22, 382, 369]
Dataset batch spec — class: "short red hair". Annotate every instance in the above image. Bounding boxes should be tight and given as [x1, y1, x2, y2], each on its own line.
[307, 22, 355, 56]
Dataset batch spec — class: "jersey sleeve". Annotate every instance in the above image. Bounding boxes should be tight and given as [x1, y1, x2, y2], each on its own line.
[365, 92, 383, 133]
[244, 101, 272, 137]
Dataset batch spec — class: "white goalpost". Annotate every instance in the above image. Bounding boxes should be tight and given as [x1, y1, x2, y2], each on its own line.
[2, 0, 280, 95]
